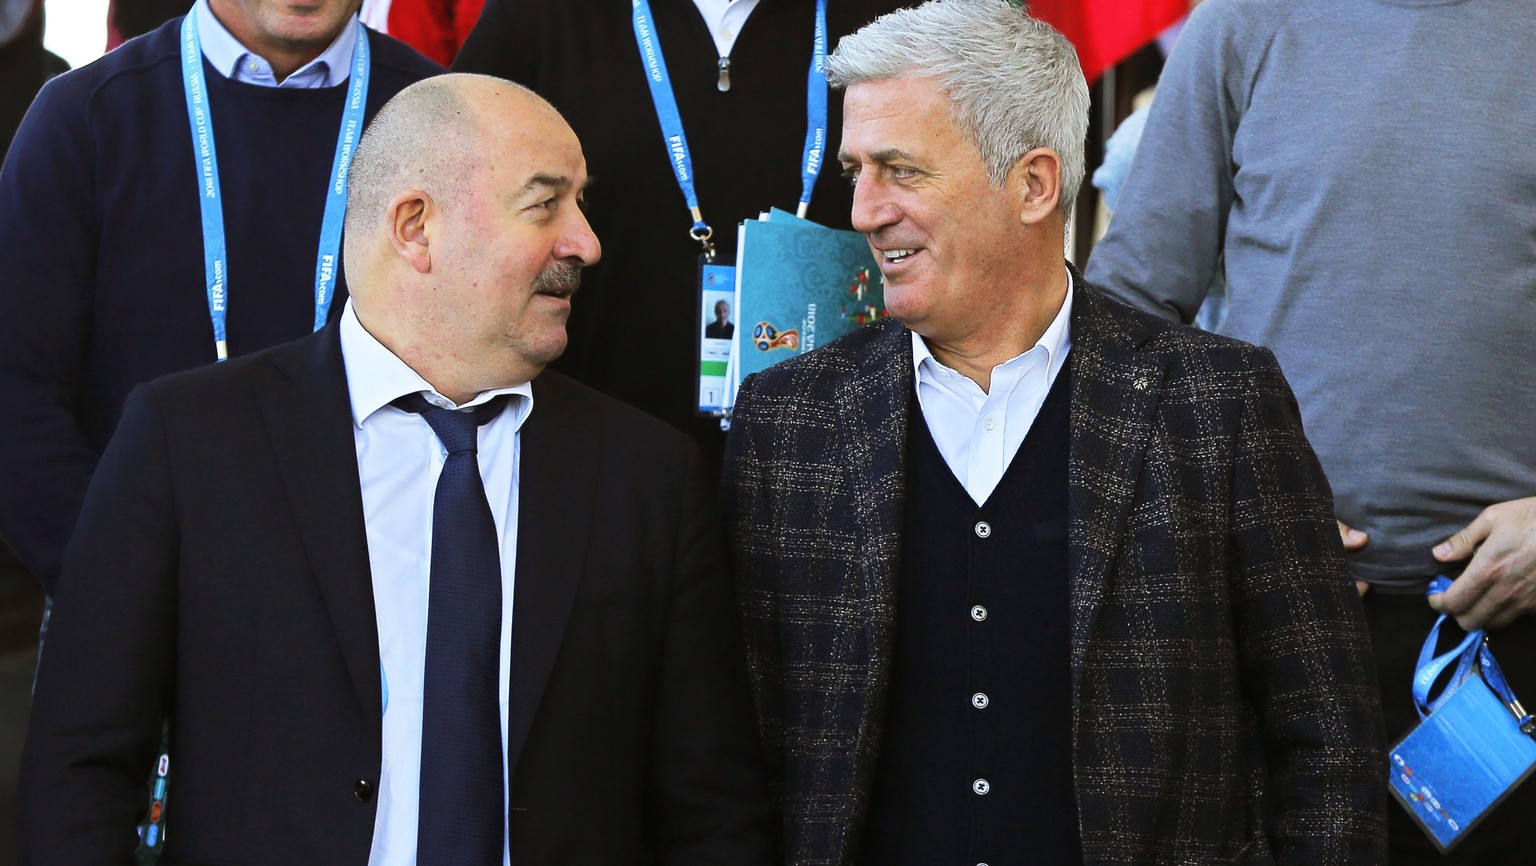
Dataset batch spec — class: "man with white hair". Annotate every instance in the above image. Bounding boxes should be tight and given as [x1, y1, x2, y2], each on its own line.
[21, 74, 771, 865]
[722, 1, 1386, 863]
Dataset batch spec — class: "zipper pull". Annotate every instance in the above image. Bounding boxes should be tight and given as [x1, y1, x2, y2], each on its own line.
[717, 57, 731, 92]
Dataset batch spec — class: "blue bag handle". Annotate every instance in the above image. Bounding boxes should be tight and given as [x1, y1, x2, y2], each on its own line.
[1415, 576, 1536, 734]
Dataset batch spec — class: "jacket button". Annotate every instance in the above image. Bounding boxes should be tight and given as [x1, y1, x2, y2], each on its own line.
[354, 778, 374, 802]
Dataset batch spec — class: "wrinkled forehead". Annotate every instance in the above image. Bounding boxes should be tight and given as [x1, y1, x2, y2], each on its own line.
[837, 76, 958, 162]
[478, 117, 589, 189]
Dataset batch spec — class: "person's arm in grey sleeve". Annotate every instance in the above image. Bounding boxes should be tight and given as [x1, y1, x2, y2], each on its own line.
[1084, 0, 1268, 324]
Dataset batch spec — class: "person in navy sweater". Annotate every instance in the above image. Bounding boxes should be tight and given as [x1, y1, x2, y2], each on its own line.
[0, 0, 441, 597]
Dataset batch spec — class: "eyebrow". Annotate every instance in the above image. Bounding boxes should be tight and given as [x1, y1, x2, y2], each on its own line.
[838, 147, 917, 167]
[517, 173, 573, 196]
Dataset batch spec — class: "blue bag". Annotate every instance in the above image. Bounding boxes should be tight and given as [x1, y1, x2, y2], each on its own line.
[1388, 577, 1536, 851]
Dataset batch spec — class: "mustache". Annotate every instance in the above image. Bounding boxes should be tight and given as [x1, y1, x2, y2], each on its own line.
[534, 261, 583, 294]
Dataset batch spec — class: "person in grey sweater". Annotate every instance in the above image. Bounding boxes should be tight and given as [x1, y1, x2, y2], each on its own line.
[1085, 0, 1536, 862]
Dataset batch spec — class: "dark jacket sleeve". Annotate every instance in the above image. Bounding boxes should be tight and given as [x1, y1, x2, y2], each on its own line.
[648, 439, 774, 865]
[18, 385, 179, 865]
[0, 72, 107, 593]
[1229, 346, 1388, 863]
[720, 372, 788, 796]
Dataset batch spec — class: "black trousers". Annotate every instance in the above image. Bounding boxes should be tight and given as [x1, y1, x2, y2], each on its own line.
[1364, 591, 1536, 864]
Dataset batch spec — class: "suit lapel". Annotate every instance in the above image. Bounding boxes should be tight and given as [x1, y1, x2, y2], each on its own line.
[505, 373, 595, 787]
[1066, 282, 1166, 695]
[261, 326, 383, 727]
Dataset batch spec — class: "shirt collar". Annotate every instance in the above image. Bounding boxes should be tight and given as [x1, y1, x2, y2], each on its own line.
[339, 299, 535, 429]
[911, 265, 1075, 385]
[195, 0, 359, 88]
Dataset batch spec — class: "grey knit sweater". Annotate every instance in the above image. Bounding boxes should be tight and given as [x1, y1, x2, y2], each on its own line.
[1086, 0, 1536, 589]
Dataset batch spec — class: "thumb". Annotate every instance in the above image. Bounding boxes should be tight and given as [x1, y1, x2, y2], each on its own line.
[1435, 511, 1491, 562]
[1337, 519, 1368, 551]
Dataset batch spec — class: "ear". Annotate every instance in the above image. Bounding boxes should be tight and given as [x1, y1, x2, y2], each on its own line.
[387, 190, 435, 274]
[1008, 147, 1064, 226]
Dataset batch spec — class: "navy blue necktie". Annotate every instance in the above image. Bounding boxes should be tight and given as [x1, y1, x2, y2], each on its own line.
[395, 392, 508, 866]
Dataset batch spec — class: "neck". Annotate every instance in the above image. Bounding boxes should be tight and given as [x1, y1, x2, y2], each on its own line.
[354, 300, 537, 406]
[924, 260, 1067, 393]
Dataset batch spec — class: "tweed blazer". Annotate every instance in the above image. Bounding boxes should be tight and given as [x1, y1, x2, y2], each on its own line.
[723, 274, 1387, 865]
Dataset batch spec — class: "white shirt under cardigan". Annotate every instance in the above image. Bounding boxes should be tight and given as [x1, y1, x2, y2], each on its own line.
[339, 300, 532, 866]
[912, 274, 1073, 506]
[194, 0, 358, 88]
[691, 0, 765, 58]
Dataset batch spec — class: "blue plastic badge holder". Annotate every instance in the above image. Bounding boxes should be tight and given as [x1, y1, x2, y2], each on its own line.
[1387, 577, 1536, 852]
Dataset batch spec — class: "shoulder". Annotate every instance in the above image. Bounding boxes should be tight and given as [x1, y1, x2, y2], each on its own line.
[363, 27, 448, 84]
[26, 18, 181, 119]
[1167, 0, 1300, 87]
[740, 318, 908, 403]
[1077, 282, 1279, 376]
[1183, 0, 1295, 38]
[531, 369, 697, 457]
[137, 331, 328, 416]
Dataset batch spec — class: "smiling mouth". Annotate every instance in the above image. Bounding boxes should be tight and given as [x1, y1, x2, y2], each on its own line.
[883, 248, 917, 264]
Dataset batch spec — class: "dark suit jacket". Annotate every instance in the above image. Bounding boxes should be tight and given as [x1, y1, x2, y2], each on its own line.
[723, 275, 1387, 865]
[20, 325, 771, 865]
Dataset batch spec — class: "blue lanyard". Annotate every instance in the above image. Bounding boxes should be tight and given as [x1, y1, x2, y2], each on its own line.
[1418, 576, 1536, 732]
[630, 0, 828, 255]
[799, 0, 829, 218]
[179, 10, 371, 361]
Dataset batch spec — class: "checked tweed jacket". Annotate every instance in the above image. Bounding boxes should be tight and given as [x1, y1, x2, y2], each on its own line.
[723, 274, 1387, 865]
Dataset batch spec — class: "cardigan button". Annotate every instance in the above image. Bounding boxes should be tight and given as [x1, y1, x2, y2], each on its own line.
[970, 605, 988, 622]
[974, 521, 991, 538]
[972, 778, 990, 795]
[354, 778, 374, 802]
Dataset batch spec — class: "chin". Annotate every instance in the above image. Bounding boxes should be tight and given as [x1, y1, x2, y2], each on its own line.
[882, 295, 929, 331]
[529, 338, 568, 369]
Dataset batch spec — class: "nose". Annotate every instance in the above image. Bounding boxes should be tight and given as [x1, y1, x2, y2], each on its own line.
[557, 207, 602, 266]
[849, 173, 898, 236]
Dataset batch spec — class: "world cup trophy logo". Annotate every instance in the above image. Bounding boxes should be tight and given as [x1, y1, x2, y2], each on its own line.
[752, 321, 800, 352]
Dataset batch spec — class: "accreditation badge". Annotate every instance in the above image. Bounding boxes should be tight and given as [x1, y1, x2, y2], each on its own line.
[696, 255, 737, 416]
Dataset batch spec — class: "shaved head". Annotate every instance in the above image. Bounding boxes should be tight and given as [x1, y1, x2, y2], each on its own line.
[338, 73, 600, 400]
[343, 74, 559, 285]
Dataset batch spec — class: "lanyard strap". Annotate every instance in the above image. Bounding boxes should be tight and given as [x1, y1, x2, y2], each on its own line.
[798, 0, 829, 218]
[630, 0, 828, 255]
[1416, 576, 1536, 732]
[179, 10, 371, 361]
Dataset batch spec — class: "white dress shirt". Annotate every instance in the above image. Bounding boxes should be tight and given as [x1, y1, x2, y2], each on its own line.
[912, 273, 1073, 506]
[691, 0, 764, 58]
[195, 0, 359, 88]
[339, 301, 532, 866]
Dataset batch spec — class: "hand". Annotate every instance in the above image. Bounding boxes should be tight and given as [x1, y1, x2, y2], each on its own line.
[1338, 519, 1369, 597]
[1430, 497, 1536, 630]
